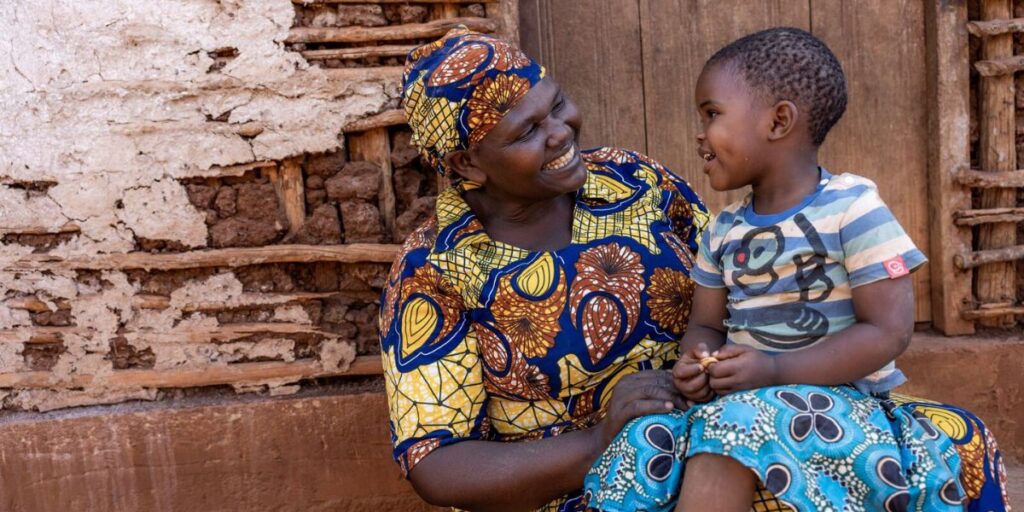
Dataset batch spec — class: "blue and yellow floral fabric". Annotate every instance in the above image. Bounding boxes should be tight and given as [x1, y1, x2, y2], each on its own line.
[379, 148, 709, 510]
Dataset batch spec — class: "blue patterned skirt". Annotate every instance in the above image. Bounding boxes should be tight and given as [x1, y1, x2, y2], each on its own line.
[583, 385, 1006, 512]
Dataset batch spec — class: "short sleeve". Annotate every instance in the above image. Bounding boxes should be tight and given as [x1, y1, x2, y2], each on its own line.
[379, 248, 488, 477]
[839, 182, 927, 288]
[691, 225, 726, 288]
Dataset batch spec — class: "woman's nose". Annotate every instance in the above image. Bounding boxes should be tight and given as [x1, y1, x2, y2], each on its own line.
[546, 118, 574, 147]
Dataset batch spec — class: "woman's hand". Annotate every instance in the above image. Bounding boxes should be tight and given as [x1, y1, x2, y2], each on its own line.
[672, 342, 715, 403]
[593, 370, 686, 449]
[705, 344, 778, 394]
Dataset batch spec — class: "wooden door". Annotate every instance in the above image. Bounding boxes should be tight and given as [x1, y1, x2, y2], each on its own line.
[520, 0, 933, 321]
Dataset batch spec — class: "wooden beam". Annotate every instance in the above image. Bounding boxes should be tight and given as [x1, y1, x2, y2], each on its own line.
[976, 0, 1018, 327]
[966, 17, 1024, 37]
[955, 244, 1024, 270]
[343, 109, 406, 133]
[294, 0, 494, 3]
[268, 158, 306, 236]
[0, 223, 80, 236]
[0, 355, 383, 390]
[5, 244, 402, 271]
[301, 45, 416, 61]
[954, 207, 1024, 226]
[6, 291, 378, 315]
[348, 129, 397, 241]
[203, 160, 277, 178]
[974, 55, 1024, 76]
[286, 17, 497, 44]
[430, 3, 461, 20]
[925, 0, 975, 334]
[4, 322, 343, 345]
[955, 168, 1024, 187]
[962, 304, 1024, 320]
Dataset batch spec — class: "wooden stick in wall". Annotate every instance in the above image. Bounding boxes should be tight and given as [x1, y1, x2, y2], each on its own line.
[955, 168, 1024, 187]
[974, 55, 1024, 76]
[347, 128, 397, 241]
[294, 0, 495, 4]
[343, 110, 405, 133]
[6, 244, 402, 271]
[302, 45, 416, 61]
[268, 158, 307, 236]
[955, 244, 1024, 270]
[967, 17, 1024, 37]
[0, 355, 384, 390]
[976, 0, 1019, 327]
[953, 207, 1024, 226]
[286, 17, 497, 44]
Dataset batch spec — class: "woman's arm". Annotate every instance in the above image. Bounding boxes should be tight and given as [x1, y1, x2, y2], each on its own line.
[409, 370, 685, 511]
[707, 276, 914, 393]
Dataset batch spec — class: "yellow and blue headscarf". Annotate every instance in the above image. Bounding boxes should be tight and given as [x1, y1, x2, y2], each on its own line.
[402, 27, 546, 176]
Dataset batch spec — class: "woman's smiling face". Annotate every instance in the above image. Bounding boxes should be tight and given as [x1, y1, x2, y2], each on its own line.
[452, 77, 588, 201]
[694, 62, 773, 192]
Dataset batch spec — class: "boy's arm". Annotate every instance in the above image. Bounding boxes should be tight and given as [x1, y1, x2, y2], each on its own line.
[771, 274, 914, 386]
[707, 275, 914, 392]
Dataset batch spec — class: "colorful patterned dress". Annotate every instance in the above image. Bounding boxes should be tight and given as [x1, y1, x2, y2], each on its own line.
[379, 147, 710, 511]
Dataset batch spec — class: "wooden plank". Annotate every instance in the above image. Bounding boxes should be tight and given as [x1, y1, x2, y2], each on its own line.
[286, 17, 497, 44]
[956, 168, 1024, 187]
[962, 304, 1024, 320]
[975, 55, 1024, 76]
[0, 223, 79, 236]
[4, 323, 337, 345]
[269, 158, 306, 236]
[955, 244, 1024, 270]
[977, 0, 1018, 327]
[294, 0, 494, 3]
[519, 0, 647, 153]
[967, 17, 1024, 37]
[954, 207, 1024, 226]
[488, 0, 519, 42]
[0, 355, 383, 390]
[813, 0, 932, 322]
[5, 244, 402, 271]
[343, 109, 406, 133]
[348, 129, 397, 241]
[925, 0, 975, 334]
[5, 292, 377, 314]
[638, 0, 810, 214]
[429, 3, 460, 19]
[301, 45, 416, 61]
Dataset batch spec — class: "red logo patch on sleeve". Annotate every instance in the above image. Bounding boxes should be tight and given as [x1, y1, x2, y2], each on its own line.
[883, 255, 909, 278]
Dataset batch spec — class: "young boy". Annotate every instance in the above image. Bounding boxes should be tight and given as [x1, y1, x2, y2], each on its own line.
[584, 28, 968, 512]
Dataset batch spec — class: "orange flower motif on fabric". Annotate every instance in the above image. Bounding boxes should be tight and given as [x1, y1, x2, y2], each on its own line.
[570, 243, 646, 364]
[586, 147, 638, 165]
[477, 323, 551, 400]
[427, 42, 491, 87]
[646, 267, 695, 337]
[466, 74, 532, 144]
[490, 255, 566, 358]
[403, 438, 441, 476]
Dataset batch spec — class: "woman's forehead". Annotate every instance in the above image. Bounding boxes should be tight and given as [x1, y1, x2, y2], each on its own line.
[501, 78, 560, 126]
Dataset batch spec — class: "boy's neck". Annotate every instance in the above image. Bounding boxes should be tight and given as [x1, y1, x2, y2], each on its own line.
[750, 151, 821, 215]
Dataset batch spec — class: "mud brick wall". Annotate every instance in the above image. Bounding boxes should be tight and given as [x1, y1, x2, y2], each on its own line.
[0, 0, 515, 412]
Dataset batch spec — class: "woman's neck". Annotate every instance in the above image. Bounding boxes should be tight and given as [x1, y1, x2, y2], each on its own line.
[464, 187, 575, 251]
[750, 153, 821, 215]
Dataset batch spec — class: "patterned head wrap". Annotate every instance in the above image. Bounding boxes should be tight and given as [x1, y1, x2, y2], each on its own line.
[402, 27, 546, 176]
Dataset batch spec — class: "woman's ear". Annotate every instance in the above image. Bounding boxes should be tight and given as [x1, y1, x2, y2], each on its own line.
[444, 149, 486, 184]
[768, 100, 799, 141]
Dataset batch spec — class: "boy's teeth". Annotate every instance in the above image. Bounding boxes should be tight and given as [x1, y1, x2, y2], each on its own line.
[543, 146, 575, 170]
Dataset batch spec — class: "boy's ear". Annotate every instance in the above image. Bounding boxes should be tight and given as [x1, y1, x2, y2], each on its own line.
[767, 100, 799, 141]
[444, 149, 486, 184]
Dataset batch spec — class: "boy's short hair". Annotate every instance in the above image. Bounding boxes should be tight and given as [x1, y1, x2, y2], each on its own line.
[706, 27, 847, 146]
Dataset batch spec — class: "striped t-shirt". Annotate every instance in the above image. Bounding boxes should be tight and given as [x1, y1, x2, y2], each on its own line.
[692, 169, 926, 393]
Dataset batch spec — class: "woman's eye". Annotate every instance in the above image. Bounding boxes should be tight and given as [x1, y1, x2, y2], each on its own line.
[554, 98, 565, 110]
[518, 125, 537, 141]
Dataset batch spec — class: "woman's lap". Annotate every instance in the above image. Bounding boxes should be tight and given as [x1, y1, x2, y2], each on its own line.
[583, 385, 1008, 512]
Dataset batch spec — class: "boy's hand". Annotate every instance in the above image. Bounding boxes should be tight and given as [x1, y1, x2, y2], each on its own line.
[706, 344, 779, 395]
[672, 343, 715, 403]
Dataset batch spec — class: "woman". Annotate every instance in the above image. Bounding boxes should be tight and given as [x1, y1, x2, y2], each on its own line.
[379, 28, 1008, 512]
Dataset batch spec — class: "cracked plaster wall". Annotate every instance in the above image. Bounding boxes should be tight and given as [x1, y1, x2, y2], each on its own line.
[0, 0, 393, 410]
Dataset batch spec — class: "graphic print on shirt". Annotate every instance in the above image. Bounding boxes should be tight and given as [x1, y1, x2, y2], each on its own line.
[730, 214, 835, 349]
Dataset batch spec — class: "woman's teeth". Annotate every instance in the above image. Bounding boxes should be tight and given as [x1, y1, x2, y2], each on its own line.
[542, 145, 576, 170]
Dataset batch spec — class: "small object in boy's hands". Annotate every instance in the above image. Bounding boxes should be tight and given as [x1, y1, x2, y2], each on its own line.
[699, 356, 719, 369]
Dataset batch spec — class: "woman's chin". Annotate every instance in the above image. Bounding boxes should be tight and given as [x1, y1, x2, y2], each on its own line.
[541, 157, 588, 192]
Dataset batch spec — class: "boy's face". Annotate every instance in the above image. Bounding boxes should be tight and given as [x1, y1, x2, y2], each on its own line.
[694, 63, 774, 192]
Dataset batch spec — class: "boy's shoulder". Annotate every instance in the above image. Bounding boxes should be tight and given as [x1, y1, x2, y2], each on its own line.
[824, 171, 878, 193]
